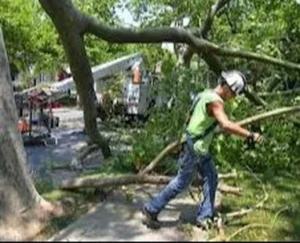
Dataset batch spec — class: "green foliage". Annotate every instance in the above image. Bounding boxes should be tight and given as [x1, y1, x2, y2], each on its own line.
[211, 96, 300, 173]
[0, 0, 65, 73]
[217, 172, 300, 241]
[120, 0, 300, 175]
[1, 0, 134, 81]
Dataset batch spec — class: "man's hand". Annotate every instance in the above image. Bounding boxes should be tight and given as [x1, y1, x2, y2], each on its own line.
[253, 133, 264, 144]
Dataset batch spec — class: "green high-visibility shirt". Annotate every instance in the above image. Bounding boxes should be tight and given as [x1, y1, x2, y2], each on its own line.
[185, 89, 224, 155]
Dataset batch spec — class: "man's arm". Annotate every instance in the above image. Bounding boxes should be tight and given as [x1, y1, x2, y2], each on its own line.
[207, 101, 251, 138]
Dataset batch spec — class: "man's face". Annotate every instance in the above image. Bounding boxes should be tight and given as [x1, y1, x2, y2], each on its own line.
[223, 85, 236, 101]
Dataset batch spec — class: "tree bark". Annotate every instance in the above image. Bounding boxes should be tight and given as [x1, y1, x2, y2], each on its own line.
[0, 28, 56, 240]
[39, 0, 111, 158]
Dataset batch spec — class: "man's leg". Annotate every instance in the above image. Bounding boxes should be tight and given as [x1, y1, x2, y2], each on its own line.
[196, 154, 218, 228]
[144, 145, 196, 218]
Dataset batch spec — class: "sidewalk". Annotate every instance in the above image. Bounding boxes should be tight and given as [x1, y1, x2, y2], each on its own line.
[49, 185, 208, 241]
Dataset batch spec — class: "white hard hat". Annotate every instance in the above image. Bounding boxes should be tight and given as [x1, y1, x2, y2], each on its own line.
[220, 70, 246, 95]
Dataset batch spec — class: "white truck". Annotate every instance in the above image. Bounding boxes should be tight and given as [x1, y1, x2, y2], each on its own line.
[17, 53, 157, 123]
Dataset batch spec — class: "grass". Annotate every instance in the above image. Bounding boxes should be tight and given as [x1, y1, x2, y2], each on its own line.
[212, 171, 300, 241]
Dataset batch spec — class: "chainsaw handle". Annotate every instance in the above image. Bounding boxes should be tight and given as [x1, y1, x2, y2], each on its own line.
[244, 132, 264, 150]
[244, 134, 256, 149]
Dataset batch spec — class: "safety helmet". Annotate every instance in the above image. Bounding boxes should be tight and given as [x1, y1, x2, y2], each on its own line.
[219, 70, 246, 95]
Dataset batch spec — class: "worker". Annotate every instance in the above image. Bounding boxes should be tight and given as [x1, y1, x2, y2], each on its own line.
[142, 70, 264, 230]
[132, 61, 142, 84]
[17, 117, 30, 133]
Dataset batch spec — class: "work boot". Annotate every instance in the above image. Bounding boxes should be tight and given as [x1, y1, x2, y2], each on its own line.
[196, 218, 213, 231]
[142, 206, 161, 230]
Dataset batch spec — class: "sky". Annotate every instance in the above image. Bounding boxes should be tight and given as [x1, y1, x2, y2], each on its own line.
[114, 0, 138, 27]
[114, 1, 176, 53]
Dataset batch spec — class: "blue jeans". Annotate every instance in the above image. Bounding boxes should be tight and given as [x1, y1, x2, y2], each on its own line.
[144, 141, 218, 222]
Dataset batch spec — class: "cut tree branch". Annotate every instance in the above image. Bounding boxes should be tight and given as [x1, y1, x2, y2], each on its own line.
[60, 174, 241, 195]
[140, 105, 300, 175]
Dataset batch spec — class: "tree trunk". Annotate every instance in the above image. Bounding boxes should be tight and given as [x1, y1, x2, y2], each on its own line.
[38, 0, 111, 158]
[0, 28, 56, 240]
[60, 33, 111, 157]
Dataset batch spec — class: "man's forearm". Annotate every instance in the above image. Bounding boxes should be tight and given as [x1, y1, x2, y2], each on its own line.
[221, 121, 251, 138]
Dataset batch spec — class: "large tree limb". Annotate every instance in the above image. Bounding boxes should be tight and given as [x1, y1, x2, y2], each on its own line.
[60, 174, 241, 195]
[84, 15, 197, 45]
[140, 105, 300, 175]
[79, 5, 300, 71]
[202, 40, 300, 71]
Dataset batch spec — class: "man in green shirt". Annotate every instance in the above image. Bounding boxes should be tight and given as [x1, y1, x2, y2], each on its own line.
[142, 70, 264, 230]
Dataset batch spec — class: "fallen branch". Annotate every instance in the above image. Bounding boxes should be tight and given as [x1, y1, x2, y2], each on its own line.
[217, 183, 242, 195]
[140, 105, 300, 175]
[225, 164, 268, 220]
[271, 206, 289, 227]
[226, 223, 271, 241]
[60, 174, 171, 189]
[224, 185, 268, 219]
[60, 174, 241, 196]
[139, 141, 179, 175]
[222, 205, 288, 241]
[225, 182, 268, 219]
[216, 172, 238, 179]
